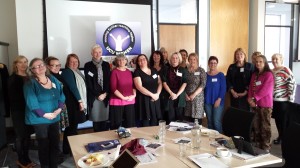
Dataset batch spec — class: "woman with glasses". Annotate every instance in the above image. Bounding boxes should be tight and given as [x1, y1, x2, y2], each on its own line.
[184, 53, 206, 124]
[8, 55, 35, 168]
[162, 52, 187, 124]
[45, 56, 73, 158]
[84, 44, 110, 132]
[248, 55, 274, 151]
[23, 58, 65, 168]
[204, 56, 226, 133]
[134, 54, 162, 126]
[226, 48, 254, 111]
[61, 54, 87, 154]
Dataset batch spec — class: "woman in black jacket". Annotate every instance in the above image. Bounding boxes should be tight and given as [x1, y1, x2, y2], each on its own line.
[84, 44, 111, 132]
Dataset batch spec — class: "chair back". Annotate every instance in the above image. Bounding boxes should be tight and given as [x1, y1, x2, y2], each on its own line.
[222, 107, 255, 142]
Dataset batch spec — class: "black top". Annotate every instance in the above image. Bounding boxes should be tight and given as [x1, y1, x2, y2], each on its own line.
[84, 60, 111, 109]
[133, 68, 159, 93]
[8, 73, 28, 112]
[226, 62, 254, 92]
[133, 68, 161, 120]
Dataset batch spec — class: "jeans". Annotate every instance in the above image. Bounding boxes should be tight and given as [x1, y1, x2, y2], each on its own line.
[204, 104, 224, 133]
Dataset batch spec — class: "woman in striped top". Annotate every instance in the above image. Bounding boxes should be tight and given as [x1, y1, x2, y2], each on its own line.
[271, 53, 296, 145]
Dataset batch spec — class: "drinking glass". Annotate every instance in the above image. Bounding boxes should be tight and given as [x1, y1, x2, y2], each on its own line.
[179, 143, 186, 157]
[158, 120, 166, 143]
[209, 130, 219, 145]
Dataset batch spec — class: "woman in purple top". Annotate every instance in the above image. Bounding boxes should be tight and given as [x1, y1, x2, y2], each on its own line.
[248, 55, 274, 151]
[204, 56, 226, 133]
[109, 54, 136, 129]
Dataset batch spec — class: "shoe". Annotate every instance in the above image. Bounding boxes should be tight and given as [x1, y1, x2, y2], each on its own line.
[273, 138, 281, 145]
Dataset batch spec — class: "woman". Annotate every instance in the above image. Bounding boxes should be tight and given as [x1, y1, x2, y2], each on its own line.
[61, 54, 87, 153]
[8, 56, 35, 168]
[271, 53, 296, 145]
[179, 49, 188, 68]
[45, 56, 73, 156]
[204, 56, 226, 133]
[149, 51, 168, 120]
[134, 54, 162, 126]
[160, 47, 169, 67]
[226, 48, 254, 111]
[24, 58, 65, 168]
[248, 55, 274, 151]
[251, 51, 261, 65]
[184, 53, 206, 124]
[109, 54, 136, 129]
[84, 44, 110, 132]
[162, 52, 187, 124]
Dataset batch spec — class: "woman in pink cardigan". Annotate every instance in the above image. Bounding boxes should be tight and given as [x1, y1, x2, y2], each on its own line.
[248, 55, 274, 152]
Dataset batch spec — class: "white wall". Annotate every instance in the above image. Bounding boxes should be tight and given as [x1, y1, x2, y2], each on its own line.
[15, 0, 43, 63]
[0, 0, 18, 71]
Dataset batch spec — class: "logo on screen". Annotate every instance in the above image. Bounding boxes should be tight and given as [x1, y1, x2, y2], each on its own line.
[103, 23, 135, 55]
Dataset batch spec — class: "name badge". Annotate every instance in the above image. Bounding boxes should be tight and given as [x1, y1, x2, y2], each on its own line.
[194, 72, 200, 76]
[52, 83, 56, 88]
[212, 78, 218, 82]
[255, 81, 262, 86]
[152, 74, 157, 79]
[240, 68, 244, 72]
[88, 71, 94, 77]
[176, 72, 182, 77]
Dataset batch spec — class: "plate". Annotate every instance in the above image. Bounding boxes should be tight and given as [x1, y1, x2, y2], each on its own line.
[214, 151, 232, 158]
[77, 153, 110, 168]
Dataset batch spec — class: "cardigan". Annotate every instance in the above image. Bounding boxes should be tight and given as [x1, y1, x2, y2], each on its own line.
[84, 60, 110, 110]
[23, 75, 65, 125]
[248, 71, 274, 108]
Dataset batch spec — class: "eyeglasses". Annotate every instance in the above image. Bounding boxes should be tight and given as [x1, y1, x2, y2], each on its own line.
[50, 64, 61, 68]
[31, 63, 45, 70]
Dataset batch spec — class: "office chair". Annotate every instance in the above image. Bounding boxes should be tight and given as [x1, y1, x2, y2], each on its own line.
[222, 107, 255, 142]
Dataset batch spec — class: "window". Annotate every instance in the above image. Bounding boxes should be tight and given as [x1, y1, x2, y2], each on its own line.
[265, 2, 299, 69]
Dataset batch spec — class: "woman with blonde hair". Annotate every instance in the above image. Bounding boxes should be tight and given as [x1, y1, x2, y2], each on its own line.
[8, 55, 35, 167]
[226, 48, 254, 111]
[271, 53, 296, 145]
[184, 53, 206, 123]
[84, 44, 110, 132]
[162, 52, 187, 123]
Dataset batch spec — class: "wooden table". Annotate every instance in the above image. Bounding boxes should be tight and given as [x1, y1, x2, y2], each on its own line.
[68, 126, 282, 168]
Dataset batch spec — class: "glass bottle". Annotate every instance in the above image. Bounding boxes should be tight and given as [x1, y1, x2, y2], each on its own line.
[191, 119, 201, 149]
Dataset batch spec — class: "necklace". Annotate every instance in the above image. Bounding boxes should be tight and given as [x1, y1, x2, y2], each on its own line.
[37, 76, 48, 85]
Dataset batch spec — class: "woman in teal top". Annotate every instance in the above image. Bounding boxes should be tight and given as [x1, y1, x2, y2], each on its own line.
[24, 58, 65, 168]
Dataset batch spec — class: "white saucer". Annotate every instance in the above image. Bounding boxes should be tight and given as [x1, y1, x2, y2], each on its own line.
[214, 151, 232, 158]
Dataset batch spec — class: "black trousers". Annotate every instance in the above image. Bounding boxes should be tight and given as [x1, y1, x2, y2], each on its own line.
[34, 122, 60, 168]
[166, 99, 184, 124]
[109, 104, 135, 129]
[273, 101, 289, 140]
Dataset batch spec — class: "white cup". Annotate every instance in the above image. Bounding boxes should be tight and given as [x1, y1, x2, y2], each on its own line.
[216, 147, 229, 157]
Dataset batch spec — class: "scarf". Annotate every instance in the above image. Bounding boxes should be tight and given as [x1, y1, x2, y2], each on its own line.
[71, 69, 87, 110]
[92, 58, 103, 89]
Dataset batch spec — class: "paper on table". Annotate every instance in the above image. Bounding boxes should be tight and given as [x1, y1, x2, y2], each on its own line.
[229, 149, 270, 161]
[169, 121, 193, 128]
[188, 153, 229, 168]
[135, 152, 157, 165]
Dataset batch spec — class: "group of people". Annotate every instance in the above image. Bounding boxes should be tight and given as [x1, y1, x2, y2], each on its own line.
[226, 48, 295, 152]
[8, 45, 295, 167]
